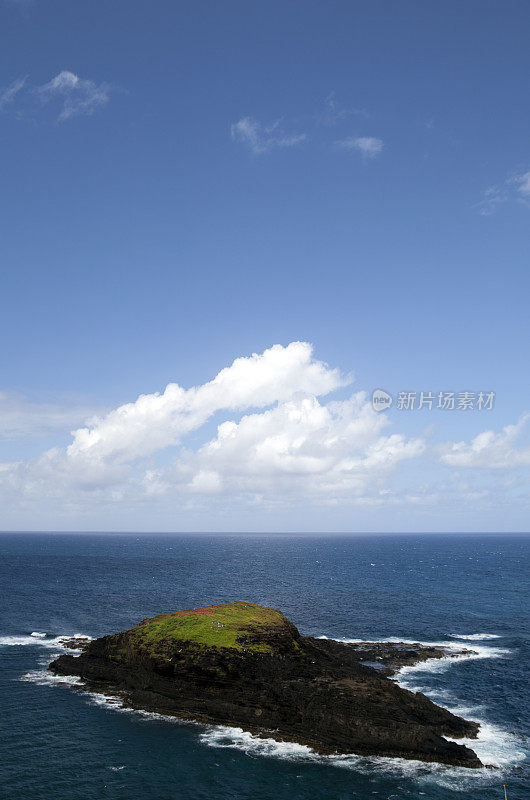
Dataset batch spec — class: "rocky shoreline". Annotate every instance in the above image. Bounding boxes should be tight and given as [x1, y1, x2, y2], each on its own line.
[49, 602, 483, 767]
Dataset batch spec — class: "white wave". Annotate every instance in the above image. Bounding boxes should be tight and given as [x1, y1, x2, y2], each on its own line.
[199, 725, 314, 759]
[445, 720, 527, 770]
[0, 633, 91, 650]
[199, 724, 521, 792]
[21, 668, 84, 687]
[84, 691, 125, 710]
[68, 685, 186, 725]
[1, 635, 45, 647]
[391, 647, 525, 771]
[318, 635, 511, 668]
[19, 654, 187, 727]
[395, 645, 511, 682]
[450, 633, 502, 641]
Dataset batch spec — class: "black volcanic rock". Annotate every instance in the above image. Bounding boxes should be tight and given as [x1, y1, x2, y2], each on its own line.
[49, 601, 482, 767]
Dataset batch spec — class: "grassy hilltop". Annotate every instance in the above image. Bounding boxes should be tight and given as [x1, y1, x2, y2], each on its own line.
[107, 601, 300, 660]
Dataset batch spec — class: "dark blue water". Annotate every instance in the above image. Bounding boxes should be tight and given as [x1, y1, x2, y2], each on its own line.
[1, 533, 528, 800]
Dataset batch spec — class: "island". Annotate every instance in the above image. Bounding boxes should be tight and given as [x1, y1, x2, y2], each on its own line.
[49, 601, 482, 767]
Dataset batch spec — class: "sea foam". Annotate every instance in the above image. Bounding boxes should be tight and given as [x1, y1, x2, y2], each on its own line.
[0, 633, 91, 649]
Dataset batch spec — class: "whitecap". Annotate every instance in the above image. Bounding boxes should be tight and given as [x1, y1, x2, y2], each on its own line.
[445, 720, 527, 770]
[199, 725, 314, 759]
[317, 635, 511, 666]
[450, 634, 502, 641]
[391, 647, 525, 771]
[21, 668, 84, 687]
[0, 633, 91, 650]
[0, 635, 46, 647]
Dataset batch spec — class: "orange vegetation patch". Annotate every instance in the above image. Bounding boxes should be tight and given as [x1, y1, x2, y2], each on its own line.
[142, 602, 275, 627]
[168, 602, 264, 618]
[172, 605, 216, 618]
[153, 602, 247, 621]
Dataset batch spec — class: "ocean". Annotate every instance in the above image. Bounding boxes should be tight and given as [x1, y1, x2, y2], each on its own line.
[0, 532, 528, 800]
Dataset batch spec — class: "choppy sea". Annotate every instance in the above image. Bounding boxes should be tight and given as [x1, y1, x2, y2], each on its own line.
[0, 532, 528, 800]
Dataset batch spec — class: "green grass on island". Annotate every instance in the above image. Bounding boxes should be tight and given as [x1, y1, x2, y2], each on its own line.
[113, 601, 296, 657]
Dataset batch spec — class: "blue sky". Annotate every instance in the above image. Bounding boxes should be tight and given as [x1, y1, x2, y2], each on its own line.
[1, 1, 529, 531]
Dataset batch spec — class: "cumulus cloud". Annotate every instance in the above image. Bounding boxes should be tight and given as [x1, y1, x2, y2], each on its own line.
[0, 342, 428, 508]
[440, 414, 530, 469]
[337, 136, 384, 158]
[153, 393, 425, 499]
[3, 342, 529, 526]
[66, 342, 346, 467]
[231, 117, 307, 154]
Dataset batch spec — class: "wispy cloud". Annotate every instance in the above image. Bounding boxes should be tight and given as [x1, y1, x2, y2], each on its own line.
[0, 391, 100, 441]
[321, 92, 369, 125]
[514, 170, 530, 197]
[336, 136, 384, 159]
[0, 70, 114, 122]
[424, 116, 435, 131]
[231, 97, 385, 160]
[0, 76, 27, 110]
[37, 70, 112, 121]
[231, 117, 307, 155]
[477, 168, 530, 215]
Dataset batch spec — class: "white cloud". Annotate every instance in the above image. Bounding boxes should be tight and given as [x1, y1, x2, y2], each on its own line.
[66, 342, 346, 468]
[41, 71, 80, 93]
[440, 414, 530, 469]
[0, 77, 27, 109]
[321, 92, 369, 125]
[477, 168, 530, 215]
[2, 343, 529, 528]
[159, 393, 425, 499]
[38, 70, 112, 121]
[231, 117, 307, 154]
[337, 136, 384, 158]
[514, 170, 530, 197]
[0, 71, 113, 122]
[0, 342, 427, 508]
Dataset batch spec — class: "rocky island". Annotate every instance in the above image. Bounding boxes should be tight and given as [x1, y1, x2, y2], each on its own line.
[49, 601, 482, 767]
